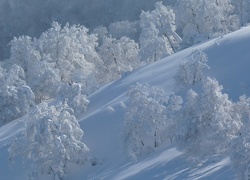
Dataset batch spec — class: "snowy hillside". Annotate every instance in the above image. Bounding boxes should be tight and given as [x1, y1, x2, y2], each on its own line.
[1, 25, 250, 180]
[73, 26, 250, 180]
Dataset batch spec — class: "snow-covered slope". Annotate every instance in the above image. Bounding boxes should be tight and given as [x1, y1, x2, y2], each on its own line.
[1, 26, 250, 180]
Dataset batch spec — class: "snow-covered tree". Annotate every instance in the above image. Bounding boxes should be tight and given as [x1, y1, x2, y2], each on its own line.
[9, 22, 104, 100]
[0, 64, 35, 125]
[234, 95, 250, 124]
[231, 0, 250, 26]
[9, 102, 91, 180]
[175, 0, 239, 47]
[36, 22, 103, 94]
[200, 78, 241, 147]
[152, 2, 182, 52]
[175, 50, 209, 87]
[123, 83, 167, 159]
[56, 83, 89, 118]
[8, 37, 56, 102]
[175, 89, 200, 152]
[123, 83, 182, 159]
[230, 128, 250, 180]
[175, 77, 242, 158]
[98, 35, 140, 82]
[9, 38, 61, 102]
[139, 2, 181, 63]
[165, 94, 183, 143]
[229, 95, 250, 179]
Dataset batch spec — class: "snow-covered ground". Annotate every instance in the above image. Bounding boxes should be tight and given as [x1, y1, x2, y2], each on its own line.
[1, 25, 250, 180]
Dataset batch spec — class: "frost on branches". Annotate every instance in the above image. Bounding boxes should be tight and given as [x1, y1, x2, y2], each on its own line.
[97, 35, 140, 82]
[229, 95, 250, 179]
[230, 130, 250, 180]
[123, 83, 182, 159]
[9, 102, 91, 180]
[9, 22, 103, 101]
[175, 50, 209, 87]
[0, 64, 35, 125]
[56, 83, 89, 118]
[139, 2, 181, 64]
[175, 0, 239, 47]
[175, 77, 242, 158]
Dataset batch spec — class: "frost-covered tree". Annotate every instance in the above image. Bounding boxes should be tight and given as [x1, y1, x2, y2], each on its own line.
[56, 83, 89, 118]
[235, 95, 250, 123]
[9, 102, 90, 180]
[123, 83, 182, 159]
[230, 128, 250, 180]
[200, 78, 241, 147]
[165, 94, 183, 143]
[229, 95, 250, 179]
[152, 2, 182, 52]
[231, 0, 250, 26]
[139, 2, 181, 63]
[35, 22, 103, 94]
[175, 0, 239, 47]
[175, 89, 200, 151]
[9, 38, 61, 102]
[9, 22, 104, 100]
[0, 64, 35, 125]
[175, 50, 209, 87]
[123, 83, 167, 159]
[175, 78, 241, 158]
[98, 35, 140, 82]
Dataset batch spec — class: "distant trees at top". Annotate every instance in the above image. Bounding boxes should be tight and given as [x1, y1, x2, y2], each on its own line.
[175, 0, 239, 47]
[139, 2, 182, 63]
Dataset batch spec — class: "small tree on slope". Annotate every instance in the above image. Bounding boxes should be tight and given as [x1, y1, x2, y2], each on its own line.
[123, 83, 182, 159]
[98, 35, 140, 82]
[175, 49, 209, 87]
[9, 102, 90, 180]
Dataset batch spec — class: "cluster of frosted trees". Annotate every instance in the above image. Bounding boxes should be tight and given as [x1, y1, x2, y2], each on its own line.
[1, 11, 140, 180]
[0, 2, 177, 127]
[0, 1, 249, 119]
[122, 50, 250, 179]
[9, 102, 92, 180]
[1, 21, 140, 124]
[0, 0, 247, 134]
[2, 9, 140, 180]
[123, 83, 182, 158]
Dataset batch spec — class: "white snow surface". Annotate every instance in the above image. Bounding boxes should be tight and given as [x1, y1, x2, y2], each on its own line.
[1, 26, 250, 180]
